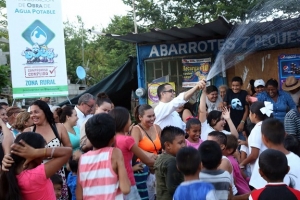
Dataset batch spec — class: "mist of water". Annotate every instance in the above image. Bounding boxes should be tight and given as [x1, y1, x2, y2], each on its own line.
[206, 0, 300, 80]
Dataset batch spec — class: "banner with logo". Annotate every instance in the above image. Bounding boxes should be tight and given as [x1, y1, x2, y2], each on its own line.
[148, 82, 175, 107]
[182, 58, 211, 87]
[7, 0, 68, 98]
[278, 54, 300, 88]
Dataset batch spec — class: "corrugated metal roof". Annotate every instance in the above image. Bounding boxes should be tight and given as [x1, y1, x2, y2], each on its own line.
[106, 16, 233, 45]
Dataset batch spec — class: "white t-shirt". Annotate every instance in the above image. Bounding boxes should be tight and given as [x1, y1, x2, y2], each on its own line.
[240, 145, 251, 177]
[222, 156, 238, 195]
[154, 93, 187, 130]
[247, 121, 267, 173]
[249, 151, 300, 190]
[201, 120, 230, 141]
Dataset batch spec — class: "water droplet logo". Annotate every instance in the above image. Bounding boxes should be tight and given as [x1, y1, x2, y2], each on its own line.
[30, 26, 47, 45]
[22, 20, 55, 46]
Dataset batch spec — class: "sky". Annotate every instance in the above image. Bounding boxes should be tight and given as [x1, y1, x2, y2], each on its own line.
[61, 0, 132, 30]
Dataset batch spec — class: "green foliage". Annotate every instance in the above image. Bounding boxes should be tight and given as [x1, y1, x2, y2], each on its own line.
[64, 15, 140, 86]
[122, 0, 264, 29]
[0, 65, 10, 92]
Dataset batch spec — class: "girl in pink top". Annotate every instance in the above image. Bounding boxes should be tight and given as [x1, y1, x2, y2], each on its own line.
[225, 135, 251, 195]
[185, 118, 203, 149]
[76, 113, 131, 199]
[0, 124, 72, 200]
[109, 107, 156, 200]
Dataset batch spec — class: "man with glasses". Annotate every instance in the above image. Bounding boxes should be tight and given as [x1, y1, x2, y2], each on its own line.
[154, 80, 206, 130]
[75, 93, 95, 128]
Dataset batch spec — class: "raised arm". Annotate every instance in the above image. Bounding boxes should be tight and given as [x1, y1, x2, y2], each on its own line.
[10, 141, 72, 178]
[199, 87, 207, 123]
[222, 107, 238, 138]
[0, 119, 14, 155]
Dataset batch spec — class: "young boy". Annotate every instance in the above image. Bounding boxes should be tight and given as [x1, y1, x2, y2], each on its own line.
[154, 126, 186, 200]
[67, 157, 78, 200]
[224, 135, 251, 195]
[76, 113, 131, 199]
[50, 174, 62, 200]
[249, 118, 300, 190]
[174, 146, 217, 200]
[249, 149, 300, 200]
[223, 76, 249, 138]
[207, 131, 238, 196]
[198, 140, 232, 199]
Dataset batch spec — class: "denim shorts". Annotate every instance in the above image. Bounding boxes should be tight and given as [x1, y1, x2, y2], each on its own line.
[124, 185, 141, 200]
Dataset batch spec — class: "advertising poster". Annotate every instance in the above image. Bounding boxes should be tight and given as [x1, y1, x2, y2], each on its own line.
[182, 58, 211, 87]
[278, 54, 300, 87]
[7, 0, 68, 98]
[148, 82, 175, 107]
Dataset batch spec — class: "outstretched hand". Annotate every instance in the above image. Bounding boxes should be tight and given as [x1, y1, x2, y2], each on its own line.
[222, 107, 231, 120]
[2, 154, 14, 171]
[11, 140, 38, 168]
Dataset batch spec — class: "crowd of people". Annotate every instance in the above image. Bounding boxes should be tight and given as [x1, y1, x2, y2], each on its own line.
[0, 75, 300, 200]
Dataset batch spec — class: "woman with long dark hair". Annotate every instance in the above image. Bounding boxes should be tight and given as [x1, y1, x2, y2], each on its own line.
[23, 100, 72, 200]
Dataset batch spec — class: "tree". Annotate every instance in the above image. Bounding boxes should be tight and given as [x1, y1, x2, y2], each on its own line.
[122, 0, 265, 29]
[0, 64, 10, 92]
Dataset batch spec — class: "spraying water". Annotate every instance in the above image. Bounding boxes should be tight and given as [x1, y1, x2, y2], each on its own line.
[206, 0, 300, 81]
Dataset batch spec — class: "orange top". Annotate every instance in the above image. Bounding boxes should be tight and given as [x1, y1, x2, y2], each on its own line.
[136, 125, 161, 155]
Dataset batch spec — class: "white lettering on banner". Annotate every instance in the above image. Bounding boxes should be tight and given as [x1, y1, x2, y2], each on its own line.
[178, 43, 187, 54]
[147, 30, 300, 58]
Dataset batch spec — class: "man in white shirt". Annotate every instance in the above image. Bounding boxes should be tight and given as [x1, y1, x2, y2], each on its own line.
[75, 93, 95, 129]
[154, 80, 206, 130]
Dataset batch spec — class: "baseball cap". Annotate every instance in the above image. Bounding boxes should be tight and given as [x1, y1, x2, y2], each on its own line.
[254, 79, 265, 88]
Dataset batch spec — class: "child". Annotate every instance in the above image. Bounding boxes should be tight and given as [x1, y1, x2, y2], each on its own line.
[207, 131, 238, 196]
[0, 131, 72, 200]
[154, 126, 186, 200]
[249, 118, 300, 190]
[67, 157, 78, 200]
[185, 118, 202, 149]
[225, 135, 251, 195]
[50, 174, 63, 200]
[174, 146, 217, 200]
[76, 113, 131, 199]
[198, 140, 232, 199]
[109, 107, 155, 200]
[239, 130, 251, 178]
[284, 134, 300, 157]
[239, 101, 271, 173]
[223, 76, 249, 139]
[249, 149, 300, 200]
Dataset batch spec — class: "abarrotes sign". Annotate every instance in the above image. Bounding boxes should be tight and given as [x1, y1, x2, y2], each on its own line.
[139, 30, 300, 59]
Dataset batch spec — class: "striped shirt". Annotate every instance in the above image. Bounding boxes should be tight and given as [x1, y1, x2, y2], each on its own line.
[78, 147, 123, 200]
[284, 109, 300, 140]
[199, 170, 231, 200]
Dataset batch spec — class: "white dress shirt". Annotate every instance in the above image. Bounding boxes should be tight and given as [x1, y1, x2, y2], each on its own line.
[154, 93, 187, 130]
[75, 106, 92, 129]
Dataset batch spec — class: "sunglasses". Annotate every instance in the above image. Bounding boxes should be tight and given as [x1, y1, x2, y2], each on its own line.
[163, 89, 175, 93]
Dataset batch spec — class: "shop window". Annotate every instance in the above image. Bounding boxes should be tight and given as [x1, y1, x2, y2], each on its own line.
[145, 58, 183, 93]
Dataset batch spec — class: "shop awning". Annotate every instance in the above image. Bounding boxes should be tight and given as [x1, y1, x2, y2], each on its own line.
[58, 56, 138, 109]
[105, 16, 233, 44]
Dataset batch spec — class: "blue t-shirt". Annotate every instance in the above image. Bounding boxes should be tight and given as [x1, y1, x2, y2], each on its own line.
[173, 180, 217, 200]
[257, 90, 296, 123]
[67, 172, 77, 200]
